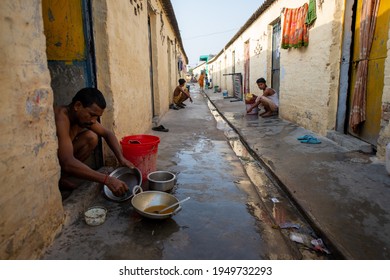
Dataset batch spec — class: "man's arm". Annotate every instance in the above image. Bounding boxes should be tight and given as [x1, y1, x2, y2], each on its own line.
[97, 125, 135, 169]
[263, 88, 275, 97]
[180, 87, 193, 102]
[246, 99, 261, 113]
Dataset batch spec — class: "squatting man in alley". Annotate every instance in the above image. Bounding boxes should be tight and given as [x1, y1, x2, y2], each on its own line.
[54, 87, 135, 197]
[246, 78, 279, 117]
[172, 78, 193, 109]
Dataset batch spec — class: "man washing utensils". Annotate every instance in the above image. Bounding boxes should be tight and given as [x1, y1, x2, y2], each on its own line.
[54, 87, 135, 197]
[246, 78, 278, 117]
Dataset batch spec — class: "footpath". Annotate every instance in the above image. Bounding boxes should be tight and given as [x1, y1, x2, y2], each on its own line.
[204, 86, 390, 260]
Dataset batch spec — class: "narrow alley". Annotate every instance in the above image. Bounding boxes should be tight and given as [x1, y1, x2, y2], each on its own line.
[42, 85, 329, 260]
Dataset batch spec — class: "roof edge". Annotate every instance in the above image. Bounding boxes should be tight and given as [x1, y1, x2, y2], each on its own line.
[209, 0, 276, 63]
[161, 0, 188, 64]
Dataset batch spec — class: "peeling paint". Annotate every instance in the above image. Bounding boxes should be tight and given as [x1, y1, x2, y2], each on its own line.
[33, 142, 46, 156]
[25, 88, 49, 119]
[48, 8, 54, 22]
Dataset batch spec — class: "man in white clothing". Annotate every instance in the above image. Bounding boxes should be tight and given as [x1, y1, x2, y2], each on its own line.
[246, 78, 278, 117]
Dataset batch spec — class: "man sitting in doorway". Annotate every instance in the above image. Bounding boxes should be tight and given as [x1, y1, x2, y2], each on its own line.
[172, 78, 193, 109]
[246, 77, 279, 117]
[54, 87, 135, 197]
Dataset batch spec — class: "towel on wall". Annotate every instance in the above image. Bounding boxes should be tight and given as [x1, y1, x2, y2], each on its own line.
[306, 0, 317, 26]
[282, 3, 309, 49]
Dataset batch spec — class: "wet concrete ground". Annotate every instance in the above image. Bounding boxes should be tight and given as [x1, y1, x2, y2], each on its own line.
[43, 86, 310, 260]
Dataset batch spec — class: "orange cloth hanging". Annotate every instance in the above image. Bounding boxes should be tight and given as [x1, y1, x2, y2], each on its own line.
[282, 3, 309, 49]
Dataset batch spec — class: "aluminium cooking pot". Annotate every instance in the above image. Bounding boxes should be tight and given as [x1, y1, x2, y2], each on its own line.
[147, 171, 176, 192]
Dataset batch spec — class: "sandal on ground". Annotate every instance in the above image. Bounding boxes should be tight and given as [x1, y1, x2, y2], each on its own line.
[300, 137, 321, 144]
[152, 125, 169, 132]
[297, 135, 314, 140]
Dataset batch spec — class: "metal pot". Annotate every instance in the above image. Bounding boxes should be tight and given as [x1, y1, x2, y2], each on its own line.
[147, 171, 176, 192]
[104, 167, 142, 202]
[131, 186, 181, 219]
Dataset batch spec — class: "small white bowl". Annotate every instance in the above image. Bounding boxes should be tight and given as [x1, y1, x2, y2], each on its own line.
[84, 206, 107, 226]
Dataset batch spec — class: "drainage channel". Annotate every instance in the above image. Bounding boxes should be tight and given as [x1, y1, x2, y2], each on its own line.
[206, 99, 336, 260]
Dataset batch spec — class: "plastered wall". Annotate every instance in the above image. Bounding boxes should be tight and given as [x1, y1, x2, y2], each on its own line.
[279, 0, 343, 135]
[92, 0, 185, 164]
[376, 26, 390, 159]
[0, 0, 64, 259]
[92, 0, 151, 142]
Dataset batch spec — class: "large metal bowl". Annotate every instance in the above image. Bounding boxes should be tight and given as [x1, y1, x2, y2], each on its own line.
[147, 171, 176, 192]
[131, 186, 181, 219]
[104, 167, 142, 202]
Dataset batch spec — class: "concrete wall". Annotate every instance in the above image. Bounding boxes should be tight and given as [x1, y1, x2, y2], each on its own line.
[280, 0, 344, 135]
[92, 0, 186, 164]
[0, 0, 64, 259]
[377, 25, 390, 159]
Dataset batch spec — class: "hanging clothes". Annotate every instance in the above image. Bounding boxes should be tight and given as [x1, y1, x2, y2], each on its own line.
[349, 0, 380, 132]
[281, 3, 309, 49]
[305, 0, 317, 26]
[178, 59, 183, 72]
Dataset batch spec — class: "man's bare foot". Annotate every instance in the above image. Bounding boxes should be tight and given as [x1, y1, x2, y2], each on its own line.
[259, 110, 269, 116]
[261, 111, 278, 118]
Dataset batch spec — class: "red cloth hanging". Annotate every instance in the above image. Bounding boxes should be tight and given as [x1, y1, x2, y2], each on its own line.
[281, 3, 309, 49]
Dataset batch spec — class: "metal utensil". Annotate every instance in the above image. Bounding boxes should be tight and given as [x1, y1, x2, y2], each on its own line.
[147, 170, 176, 192]
[131, 186, 182, 219]
[103, 167, 142, 202]
[155, 197, 190, 214]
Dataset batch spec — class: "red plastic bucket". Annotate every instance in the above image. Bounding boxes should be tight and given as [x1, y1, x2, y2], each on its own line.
[120, 135, 160, 182]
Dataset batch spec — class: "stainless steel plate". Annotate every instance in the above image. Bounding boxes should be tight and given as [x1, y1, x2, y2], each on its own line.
[103, 167, 142, 202]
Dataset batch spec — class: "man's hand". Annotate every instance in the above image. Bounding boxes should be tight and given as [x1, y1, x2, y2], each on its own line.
[119, 157, 136, 169]
[106, 176, 129, 197]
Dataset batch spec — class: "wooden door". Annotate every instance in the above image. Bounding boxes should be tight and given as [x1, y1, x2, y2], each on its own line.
[42, 0, 95, 106]
[348, 0, 390, 144]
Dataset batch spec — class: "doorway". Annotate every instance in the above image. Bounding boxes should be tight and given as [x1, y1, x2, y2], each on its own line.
[42, 0, 96, 106]
[243, 41, 250, 94]
[148, 15, 156, 117]
[42, 0, 101, 168]
[271, 20, 281, 94]
[347, 0, 389, 145]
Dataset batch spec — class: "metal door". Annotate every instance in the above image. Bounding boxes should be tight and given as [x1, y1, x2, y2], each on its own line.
[272, 20, 281, 93]
[244, 41, 250, 94]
